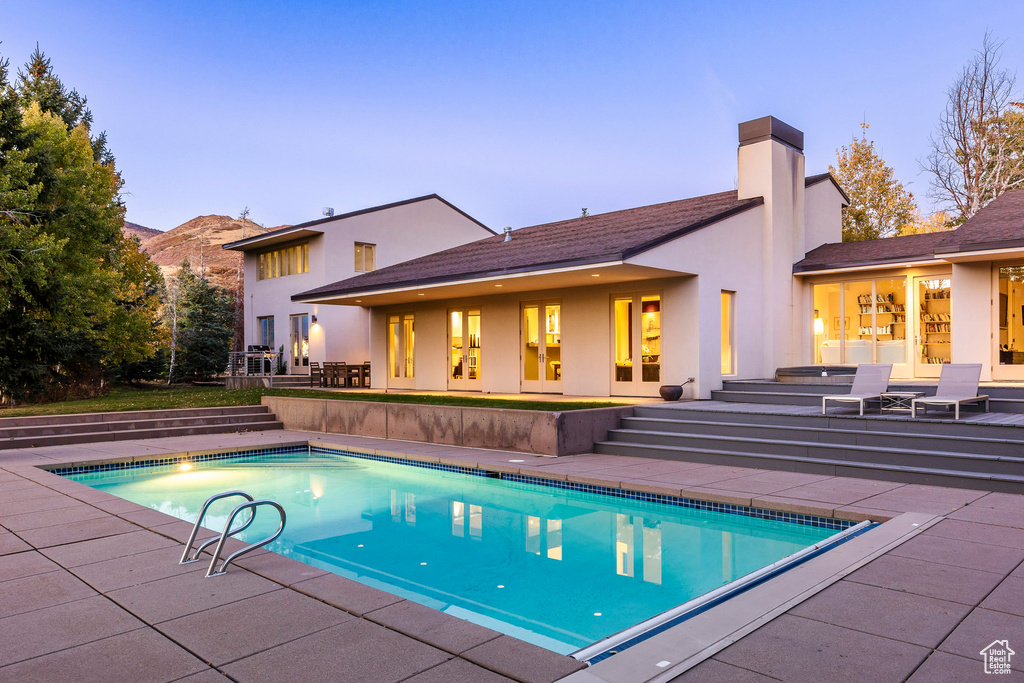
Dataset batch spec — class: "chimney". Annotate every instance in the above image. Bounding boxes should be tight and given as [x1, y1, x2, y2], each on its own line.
[736, 115, 806, 371]
[503, 226, 512, 242]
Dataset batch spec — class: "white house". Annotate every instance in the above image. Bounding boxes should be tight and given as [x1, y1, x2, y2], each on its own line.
[292, 117, 848, 397]
[243, 115, 1024, 397]
[223, 195, 494, 374]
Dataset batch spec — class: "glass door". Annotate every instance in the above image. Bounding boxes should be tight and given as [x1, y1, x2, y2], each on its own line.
[448, 309, 482, 391]
[995, 265, 1024, 380]
[612, 294, 661, 396]
[388, 313, 415, 388]
[289, 314, 309, 374]
[521, 302, 562, 393]
[915, 276, 951, 378]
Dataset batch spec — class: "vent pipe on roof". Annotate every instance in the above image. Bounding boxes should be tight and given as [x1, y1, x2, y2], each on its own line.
[503, 226, 512, 242]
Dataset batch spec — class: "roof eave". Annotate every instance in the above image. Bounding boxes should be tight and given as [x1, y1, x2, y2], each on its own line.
[291, 255, 624, 302]
[794, 256, 946, 275]
[223, 227, 325, 252]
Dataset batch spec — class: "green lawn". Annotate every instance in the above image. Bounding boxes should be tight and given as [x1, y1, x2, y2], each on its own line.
[0, 384, 626, 418]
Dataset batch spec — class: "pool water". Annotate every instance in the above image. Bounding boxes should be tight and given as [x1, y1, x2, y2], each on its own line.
[67, 449, 838, 654]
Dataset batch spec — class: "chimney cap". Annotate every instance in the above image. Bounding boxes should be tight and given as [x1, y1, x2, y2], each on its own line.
[738, 116, 803, 152]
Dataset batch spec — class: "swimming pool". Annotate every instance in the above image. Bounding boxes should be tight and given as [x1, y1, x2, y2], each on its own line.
[61, 445, 860, 657]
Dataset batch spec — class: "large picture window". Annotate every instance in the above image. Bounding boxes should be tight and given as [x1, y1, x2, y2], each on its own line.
[258, 242, 309, 280]
[813, 278, 907, 365]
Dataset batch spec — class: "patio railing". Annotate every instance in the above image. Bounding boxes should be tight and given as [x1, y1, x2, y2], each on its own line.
[227, 350, 279, 384]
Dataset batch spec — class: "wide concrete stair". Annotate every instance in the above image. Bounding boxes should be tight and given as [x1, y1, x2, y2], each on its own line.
[596, 404, 1024, 493]
[711, 379, 1024, 413]
[0, 406, 282, 450]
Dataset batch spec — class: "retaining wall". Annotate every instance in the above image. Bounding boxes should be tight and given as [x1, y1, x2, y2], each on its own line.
[260, 396, 633, 456]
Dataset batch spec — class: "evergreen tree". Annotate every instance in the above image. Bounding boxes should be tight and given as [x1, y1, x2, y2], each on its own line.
[173, 260, 236, 383]
[16, 45, 112, 164]
[0, 45, 162, 403]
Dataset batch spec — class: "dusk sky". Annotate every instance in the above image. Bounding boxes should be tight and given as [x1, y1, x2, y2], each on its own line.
[4, 1, 1024, 232]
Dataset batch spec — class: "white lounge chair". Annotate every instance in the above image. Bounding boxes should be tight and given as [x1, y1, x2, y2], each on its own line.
[911, 364, 990, 420]
[822, 364, 893, 416]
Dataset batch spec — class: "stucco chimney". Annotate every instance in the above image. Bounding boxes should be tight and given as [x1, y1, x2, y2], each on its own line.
[736, 115, 806, 371]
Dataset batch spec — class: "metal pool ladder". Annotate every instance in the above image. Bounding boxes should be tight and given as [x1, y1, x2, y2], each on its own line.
[179, 490, 287, 578]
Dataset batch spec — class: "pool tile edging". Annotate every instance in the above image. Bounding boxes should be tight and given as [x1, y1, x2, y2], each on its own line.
[47, 442, 856, 532]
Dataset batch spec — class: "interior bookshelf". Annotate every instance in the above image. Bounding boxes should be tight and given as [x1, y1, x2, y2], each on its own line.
[920, 285, 951, 364]
[856, 292, 906, 339]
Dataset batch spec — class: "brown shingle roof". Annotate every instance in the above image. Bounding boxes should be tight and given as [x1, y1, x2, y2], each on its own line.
[795, 189, 1024, 272]
[795, 232, 949, 271]
[294, 190, 763, 300]
[935, 189, 1024, 252]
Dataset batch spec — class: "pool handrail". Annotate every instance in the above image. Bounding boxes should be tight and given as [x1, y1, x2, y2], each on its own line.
[179, 490, 255, 565]
[206, 499, 287, 577]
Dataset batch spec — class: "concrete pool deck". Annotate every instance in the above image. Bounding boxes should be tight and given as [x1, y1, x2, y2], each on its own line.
[1, 428, 1023, 682]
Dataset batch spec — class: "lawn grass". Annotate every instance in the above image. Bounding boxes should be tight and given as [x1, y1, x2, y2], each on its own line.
[0, 383, 627, 418]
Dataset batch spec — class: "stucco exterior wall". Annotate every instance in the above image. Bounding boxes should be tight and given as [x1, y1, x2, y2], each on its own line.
[371, 276, 709, 398]
[952, 261, 993, 381]
[240, 198, 491, 372]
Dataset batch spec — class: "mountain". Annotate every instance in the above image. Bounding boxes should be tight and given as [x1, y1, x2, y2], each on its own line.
[136, 215, 285, 292]
[122, 221, 163, 243]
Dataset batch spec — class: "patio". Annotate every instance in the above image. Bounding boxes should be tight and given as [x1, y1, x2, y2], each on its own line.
[1, 428, 1022, 681]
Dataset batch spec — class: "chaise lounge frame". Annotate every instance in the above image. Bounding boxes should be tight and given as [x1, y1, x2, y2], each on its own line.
[911, 363, 990, 420]
[822, 364, 893, 416]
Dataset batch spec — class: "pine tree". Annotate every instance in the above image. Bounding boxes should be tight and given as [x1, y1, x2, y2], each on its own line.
[173, 260, 236, 382]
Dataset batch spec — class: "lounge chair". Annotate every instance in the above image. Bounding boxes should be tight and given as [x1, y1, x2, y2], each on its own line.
[822, 364, 892, 416]
[911, 364, 989, 419]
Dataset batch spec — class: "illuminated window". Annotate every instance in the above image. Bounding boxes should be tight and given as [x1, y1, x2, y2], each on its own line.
[389, 313, 415, 380]
[721, 291, 735, 375]
[257, 242, 310, 280]
[355, 243, 376, 272]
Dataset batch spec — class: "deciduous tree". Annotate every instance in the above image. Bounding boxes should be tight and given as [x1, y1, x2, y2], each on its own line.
[830, 123, 917, 241]
[924, 33, 1024, 223]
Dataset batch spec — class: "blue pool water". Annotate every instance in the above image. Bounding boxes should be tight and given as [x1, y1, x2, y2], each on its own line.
[65, 447, 841, 654]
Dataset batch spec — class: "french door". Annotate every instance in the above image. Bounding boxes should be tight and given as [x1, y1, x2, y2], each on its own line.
[914, 276, 951, 379]
[289, 314, 309, 374]
[521, 302, 562, 393]
[612, 294, 661, 396]
[448, 308, 482, 391]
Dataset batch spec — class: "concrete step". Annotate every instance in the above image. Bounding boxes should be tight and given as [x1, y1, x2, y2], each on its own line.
[0, 405, 270, 429]
[0, 417, 284, 450]
[620, 416, 1024, 457]
[723, 379, 1024, 400]
[606, 428, 1024, 476]
[635, 405, 1024, 440]
[595, 440, 1024, 494]
[0, 406, 282, 450]
[0, 409, 278, 440]
[709, 389, 1024, 414]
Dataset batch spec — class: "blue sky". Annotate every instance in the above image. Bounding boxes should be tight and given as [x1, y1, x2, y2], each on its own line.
[4, 1, 1024, 231]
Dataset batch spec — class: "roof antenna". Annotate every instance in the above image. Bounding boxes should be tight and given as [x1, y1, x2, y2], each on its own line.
[503, 226, 512, 242]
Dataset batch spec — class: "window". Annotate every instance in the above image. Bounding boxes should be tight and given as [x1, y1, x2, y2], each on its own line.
[257, 242, 309, 280]
[813, 277, 907, 364]
[355, 243, 376, 272]
[257, 316, 274, 348]
[721, 291, 735, 375]
[389, 313, 414, 380]
[999, 266, 1024, 365]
